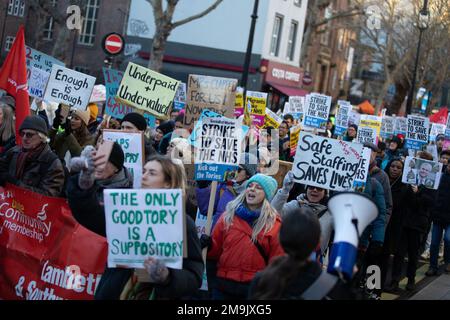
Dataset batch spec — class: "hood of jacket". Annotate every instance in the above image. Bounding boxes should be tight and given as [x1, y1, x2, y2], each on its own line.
[96, 167, 133, 189]
[296, 194, 327, 214]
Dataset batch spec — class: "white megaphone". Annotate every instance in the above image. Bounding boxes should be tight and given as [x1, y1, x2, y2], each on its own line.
[327, 192, 378, 281]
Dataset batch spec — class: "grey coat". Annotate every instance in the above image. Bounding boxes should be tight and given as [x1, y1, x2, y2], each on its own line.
[271, 190, 333, 254]
[371, 166, 393, 216]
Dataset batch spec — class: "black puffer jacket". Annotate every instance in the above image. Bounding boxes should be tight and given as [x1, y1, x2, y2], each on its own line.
[402, 185, 436, 233]
[431, 171, 450, 227]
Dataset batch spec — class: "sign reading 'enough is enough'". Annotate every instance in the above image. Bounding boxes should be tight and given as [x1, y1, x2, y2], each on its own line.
[117, 62, 179, 120]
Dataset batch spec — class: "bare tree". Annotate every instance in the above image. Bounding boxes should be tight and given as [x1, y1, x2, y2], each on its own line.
[146, 0, 223, 71]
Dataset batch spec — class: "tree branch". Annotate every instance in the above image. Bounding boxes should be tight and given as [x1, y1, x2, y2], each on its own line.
[172, 0, 223, 28]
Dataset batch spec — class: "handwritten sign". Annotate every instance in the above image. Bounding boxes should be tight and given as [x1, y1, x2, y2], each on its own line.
[405, 115, 430, 150]
[246, 91, 267, 128]
[43, 65, 96, 110]
[287, 96, 305, 120]
[195, 117, 242, 181]
[394, 117, 407, 136]
[292, 132, 370, 191]
[234, 87, 244, 118]
[27, 67, 49, 99]
[25, 46, 64, 77]
[104, 189, 184, 269]
[102, 130, 144, 188]
[348, 110, 361, 127]
[402, 156, 442, 190]
[334, 101, 352, 136]
[185, 75, 237, 128]
[380, 116, 395, 139]
[302, 93, 331, 130]
[103, 68, 134, 119]
[117, 62, 179, 119]
[429, 123, 446, 142]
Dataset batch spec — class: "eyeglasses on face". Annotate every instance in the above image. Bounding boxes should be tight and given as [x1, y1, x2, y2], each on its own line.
[20, 131, 37, 139]
[308, 186, 324, 192]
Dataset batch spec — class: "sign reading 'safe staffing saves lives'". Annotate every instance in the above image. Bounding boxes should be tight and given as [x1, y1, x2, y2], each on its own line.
[104, 189, 184, 269]
[117, 62, 179, 120]
[43, 65, 96, 110]
[195, 117, 242, 181]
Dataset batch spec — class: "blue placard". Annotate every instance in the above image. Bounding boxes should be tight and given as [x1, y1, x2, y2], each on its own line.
[405, 139, 426, 151]
[445, 129, 450, 139]
[195, 163, 238, 181]
[334, 126, 347, 137]
[304, 116, 326, 129]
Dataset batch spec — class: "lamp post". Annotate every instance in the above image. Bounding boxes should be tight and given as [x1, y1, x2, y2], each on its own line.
[405, 0, 430, 115]
[241, 0, 259, 93]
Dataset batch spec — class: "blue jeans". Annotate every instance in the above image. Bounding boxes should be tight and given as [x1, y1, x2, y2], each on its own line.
[429, 224, 450, 269]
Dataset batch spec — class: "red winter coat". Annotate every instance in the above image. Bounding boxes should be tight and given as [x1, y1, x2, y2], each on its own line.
[208, 214, 284, 283]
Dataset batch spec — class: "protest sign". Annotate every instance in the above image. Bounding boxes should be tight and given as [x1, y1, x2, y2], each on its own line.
[104, 189, 184, 269]
[290, 126, 301, 157]
[173, 82, 186, 111]
[288, 96, 305, 120]
[348, 110, 361, 127]
[194, 209, 208, 291]
[394, 117, 407, 136]
[195, 117, 242, 181]
[0, 185, 107, 300]
[185, 75, 237, 128]
[292, 132, 370, 191]
[264, 108, 282, 129]
[43, 65, 96, 110]
[25, 46, 64, 77]
[246, 91, 267, 128]
[402, 156, 442, 190]
[445, 113, 450, 138]
[356, 115, 382, 145]
[405, 115, 430, 151]
[302, 93, 331, 130]
[380, 116, 395, 139]
[102, 130, 144, 188]
[28, 67, 49, 99]
[234, 87, 244, 118]
[117, 62, 179, 119]
[103, 68, 134, 119]
[334, 101, 352, 136]
[89, 84, 106, 103]
[429, 123, 446, 142]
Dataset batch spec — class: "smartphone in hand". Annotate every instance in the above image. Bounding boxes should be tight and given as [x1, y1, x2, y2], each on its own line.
[95, 139, 114, 171]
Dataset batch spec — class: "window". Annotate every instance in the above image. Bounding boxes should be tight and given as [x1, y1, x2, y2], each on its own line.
[294, 0, 302, 7]
[5, 36, 15, 52]
[8, 0, 25, 17]
[338, 29, 345, 51]
[270, 15, 283, 56]
[286, 20, 298, 61]
[320, 28, 329, 46]
[43, 0, 57, 41]
[78, 0, 100, 46]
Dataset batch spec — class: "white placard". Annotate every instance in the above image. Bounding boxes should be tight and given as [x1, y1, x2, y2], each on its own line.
[302, 93, 332, 130]
[405, 115, 430, 151]
[28, 67, 50, 99]
[402, 156, 442, 190]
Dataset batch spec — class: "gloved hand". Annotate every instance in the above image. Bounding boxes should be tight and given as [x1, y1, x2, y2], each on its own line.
[63, 118, 72, 136]
[52, 105, 63, 129]
[144, 257, 169, 284]
[200, 234, 212, 249]
[78, 146, 96, 190]
[282, 171, 295, 193]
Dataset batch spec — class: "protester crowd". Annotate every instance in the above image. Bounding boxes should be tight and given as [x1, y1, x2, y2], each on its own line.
[1, 84, 449, 302]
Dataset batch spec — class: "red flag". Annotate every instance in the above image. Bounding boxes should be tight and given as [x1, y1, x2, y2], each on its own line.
[429, 107, 448, 124]
[0, 26, 30, 145]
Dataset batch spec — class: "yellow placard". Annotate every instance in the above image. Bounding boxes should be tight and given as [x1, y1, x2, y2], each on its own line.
[264, 109, 282, 129]
[116, 62, 179, 120]
[359, 116, 382, 137]
[290, 126, 301, 157]
[246, 91, 267, 128]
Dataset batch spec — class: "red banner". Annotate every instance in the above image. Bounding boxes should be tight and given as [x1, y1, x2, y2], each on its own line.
[0, 184, 107, 300]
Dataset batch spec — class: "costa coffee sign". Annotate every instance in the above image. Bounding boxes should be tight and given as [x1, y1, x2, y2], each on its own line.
[261, 59, 303, 87]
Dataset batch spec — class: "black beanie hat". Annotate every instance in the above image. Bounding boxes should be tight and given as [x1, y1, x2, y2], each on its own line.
[109, 142, 125, 170]
[122, 112, 147, 131]
[19, 115, 48, 135]
[157, 121, 175, 135]
[349, 124, 358, 131]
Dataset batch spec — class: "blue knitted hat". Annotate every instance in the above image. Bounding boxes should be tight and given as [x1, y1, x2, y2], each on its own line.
[246, 174, 278, 201]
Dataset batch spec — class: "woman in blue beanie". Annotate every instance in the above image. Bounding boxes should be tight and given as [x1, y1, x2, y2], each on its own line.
[203, 173, 284, 300]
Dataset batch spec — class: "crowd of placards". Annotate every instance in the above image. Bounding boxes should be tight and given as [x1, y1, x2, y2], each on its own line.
[0, 34, 450, 301]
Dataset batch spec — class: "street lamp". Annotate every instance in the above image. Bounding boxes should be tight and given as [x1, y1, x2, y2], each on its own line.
[241, 0, 259, 94]
[405, 0, 430, 115]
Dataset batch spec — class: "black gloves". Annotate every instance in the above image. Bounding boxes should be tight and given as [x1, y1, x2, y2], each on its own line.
[63, 118, 72, 136]
[200, 234, 212, 249]
[197, 180, 212, 189]
[53, 105, 63, 129]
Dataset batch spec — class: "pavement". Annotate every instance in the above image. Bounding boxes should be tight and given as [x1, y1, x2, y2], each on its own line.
[410, 274, 450, 300]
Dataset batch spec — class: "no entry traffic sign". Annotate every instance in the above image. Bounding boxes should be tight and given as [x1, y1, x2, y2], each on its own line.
[102, 33, 124, 56]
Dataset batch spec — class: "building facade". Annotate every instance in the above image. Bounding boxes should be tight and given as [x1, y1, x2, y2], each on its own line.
[125, 0, 309, 111]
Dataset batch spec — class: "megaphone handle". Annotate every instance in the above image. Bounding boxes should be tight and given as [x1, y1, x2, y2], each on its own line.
[351, 218, 359, 237]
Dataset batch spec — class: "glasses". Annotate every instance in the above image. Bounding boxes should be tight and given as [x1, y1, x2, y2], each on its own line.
[309, 186, 324, 192]
[19, 131, 37, 139]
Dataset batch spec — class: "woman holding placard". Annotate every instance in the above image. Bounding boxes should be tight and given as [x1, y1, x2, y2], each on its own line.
[203, 174, 284, 300]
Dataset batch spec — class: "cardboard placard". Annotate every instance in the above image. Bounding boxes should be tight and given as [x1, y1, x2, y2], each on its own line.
[104, 189, 184, 269]
[102, 130, 144, 188]
[184, 75, 237, 128]
[117, 62, 179, 119]
[292, 132, 370, 191]
[402, 156, 442, 189]
[43, 65, 96, 110]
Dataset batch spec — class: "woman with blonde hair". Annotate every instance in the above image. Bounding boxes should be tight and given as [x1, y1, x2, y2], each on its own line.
[204, 173, 284, 300]
[0, 103, 15, 155]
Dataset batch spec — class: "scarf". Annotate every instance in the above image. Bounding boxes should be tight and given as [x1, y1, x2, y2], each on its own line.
[15, 143, 46, 179]
[235, 204, 261, 226]
[232, 181, 247, 195]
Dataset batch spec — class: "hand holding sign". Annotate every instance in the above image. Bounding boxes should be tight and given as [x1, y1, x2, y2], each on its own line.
[143, 257, 169, 284]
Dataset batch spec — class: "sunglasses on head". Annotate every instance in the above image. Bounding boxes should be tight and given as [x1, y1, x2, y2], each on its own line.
[19, 131, 37, 139]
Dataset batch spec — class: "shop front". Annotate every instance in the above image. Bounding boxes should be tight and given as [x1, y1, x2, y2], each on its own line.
[260, 59, 309, 112]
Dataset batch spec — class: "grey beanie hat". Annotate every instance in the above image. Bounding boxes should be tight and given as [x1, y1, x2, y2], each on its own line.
[19, 115, 48, 136]
[240, 152, 258, 177]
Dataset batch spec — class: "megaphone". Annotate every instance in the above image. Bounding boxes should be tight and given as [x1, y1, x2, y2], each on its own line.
[327, 192, 378, 281]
